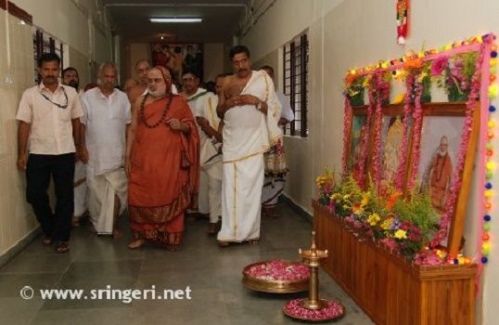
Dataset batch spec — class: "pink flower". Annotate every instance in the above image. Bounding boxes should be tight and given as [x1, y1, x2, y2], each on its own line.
[283, 298, 344, 321]
[431, 57, 448, 76]
[244, 260, 310, 282]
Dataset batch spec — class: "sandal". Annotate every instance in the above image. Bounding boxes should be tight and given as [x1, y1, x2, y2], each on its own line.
[54, 241, 69, 254]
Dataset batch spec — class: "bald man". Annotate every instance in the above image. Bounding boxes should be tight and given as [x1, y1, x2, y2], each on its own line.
[125, 59, 150, 106]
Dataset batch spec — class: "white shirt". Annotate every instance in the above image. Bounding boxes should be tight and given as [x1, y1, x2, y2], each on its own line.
[81, 87, 131, 176]
[187, 88, 211, 144]
[16, 83, 83, 155]
[277, 91, 295, 122]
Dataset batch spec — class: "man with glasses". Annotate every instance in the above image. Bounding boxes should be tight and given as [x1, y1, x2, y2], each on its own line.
[16, 53, 84, 254]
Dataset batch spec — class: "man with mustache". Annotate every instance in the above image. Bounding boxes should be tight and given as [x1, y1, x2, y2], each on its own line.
[126, 66, 200, 250]
[16, 53, 84, 253]
[216, 46, 282, 246]
[62, 67, 88, 227]
[80, 63, 131, 238]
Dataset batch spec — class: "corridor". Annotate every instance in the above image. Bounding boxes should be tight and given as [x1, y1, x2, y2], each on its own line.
[0, 203, 372, 324]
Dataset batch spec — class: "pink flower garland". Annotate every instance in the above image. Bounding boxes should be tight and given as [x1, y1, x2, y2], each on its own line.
[394, 74, 415, 190]
[370, 71, 387, 189]
[407, 75, 424, 189]
[342, 97, 353, 176]
[430, 46, 485, 247]
[356, 98, 374, 187]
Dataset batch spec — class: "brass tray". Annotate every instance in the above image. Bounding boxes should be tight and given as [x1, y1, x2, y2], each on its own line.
[242, 259, 309, 294]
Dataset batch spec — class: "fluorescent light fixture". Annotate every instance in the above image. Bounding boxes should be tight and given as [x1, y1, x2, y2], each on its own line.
[150, 17, 202, 23]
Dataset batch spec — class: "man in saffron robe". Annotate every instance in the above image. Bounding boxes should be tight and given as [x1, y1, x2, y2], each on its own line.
[422, 135, 453, 211]
[126, 66, 199, 250]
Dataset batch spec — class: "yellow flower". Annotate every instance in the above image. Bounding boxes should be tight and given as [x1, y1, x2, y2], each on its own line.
[351, 203, 364, 215]
[436, 249, 447, 259]
[330, 193, 342, 201]
[343, 194, 351, 200]
[381, 218, 393, 230]
[360, 194, 369, 207]
[394, 229, 407, 239]
[367, 213, 381, 226]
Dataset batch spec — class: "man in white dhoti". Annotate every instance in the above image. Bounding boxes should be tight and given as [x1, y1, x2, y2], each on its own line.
[80, 63, 131, 237]
[196, 74, 224, 235]
[216, 46, 282, 246]
[259, 65, 294, 217]
[62, 67, 88, 226]
[181, 70, 213, 219]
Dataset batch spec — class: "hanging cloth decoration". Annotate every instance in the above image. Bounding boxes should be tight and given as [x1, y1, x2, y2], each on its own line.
[396, 0, 409, 45]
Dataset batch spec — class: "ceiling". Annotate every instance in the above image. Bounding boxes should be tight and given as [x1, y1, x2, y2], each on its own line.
[102, 0, 249, 43]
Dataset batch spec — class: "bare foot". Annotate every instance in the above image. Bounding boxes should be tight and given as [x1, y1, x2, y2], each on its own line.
[128, 239, 145, 249]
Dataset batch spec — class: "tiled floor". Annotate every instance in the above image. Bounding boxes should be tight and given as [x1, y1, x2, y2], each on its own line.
[0, 203, 373, 325]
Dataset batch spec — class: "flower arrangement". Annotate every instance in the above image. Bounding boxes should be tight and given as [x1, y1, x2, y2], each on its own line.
[431, 52, 479, 102]
[344, 74, 366, 106]
[316, 172, 440, 262]
[315, 168, 335, 208]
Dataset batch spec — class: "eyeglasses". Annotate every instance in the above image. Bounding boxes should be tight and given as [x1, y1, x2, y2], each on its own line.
[40, 87, 68, 109]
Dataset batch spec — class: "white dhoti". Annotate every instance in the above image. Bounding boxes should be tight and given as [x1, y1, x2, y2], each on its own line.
[205, 160, 222, 223]
[201, 140, 223, 223]
[87, 168, 128, 235]
[74, 161, 88, 217]
[218, 154, 264, 242]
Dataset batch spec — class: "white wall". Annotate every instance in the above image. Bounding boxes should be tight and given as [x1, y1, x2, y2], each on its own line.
[241, 0, 499, 323]
[203, 43, 225, 81]
[11, 0, 113, 80]
[0, 0, 113, 259]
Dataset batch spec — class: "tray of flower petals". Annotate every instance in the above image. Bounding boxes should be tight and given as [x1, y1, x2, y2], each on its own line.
[282, 298, 345, 322]
[242, 259, 310, 293]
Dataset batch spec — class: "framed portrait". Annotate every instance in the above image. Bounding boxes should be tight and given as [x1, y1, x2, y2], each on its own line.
[372, 106, 407, 186]
[150, 42, 203, 83]
[408, 102, 479, 252]
[347, 107, 370, 184]
[416, 115, 464, 212]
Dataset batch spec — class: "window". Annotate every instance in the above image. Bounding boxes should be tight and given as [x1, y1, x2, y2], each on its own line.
[283, 32, 309, 137]
[33, 29, 64, 83]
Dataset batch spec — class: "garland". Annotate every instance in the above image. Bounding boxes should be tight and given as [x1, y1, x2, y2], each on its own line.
[394, 74, 414, 190]
[407, 73, 424, 189]
[356, 92, 374, 187]
[369, 71, 387, 188]
[342, 97, 353, 176]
